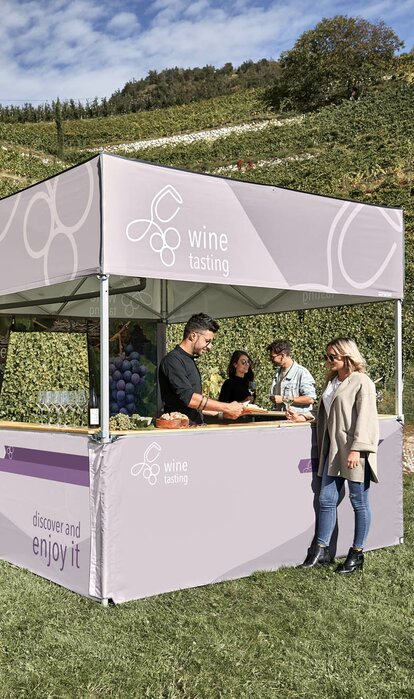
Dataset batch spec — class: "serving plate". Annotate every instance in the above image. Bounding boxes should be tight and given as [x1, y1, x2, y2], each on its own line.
[155, 418, 188, 429]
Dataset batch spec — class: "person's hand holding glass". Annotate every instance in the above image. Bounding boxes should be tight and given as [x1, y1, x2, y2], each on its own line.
[269, 391, 281, 408]
[248, 381, 256, 403]
[282, 385, 295, 411]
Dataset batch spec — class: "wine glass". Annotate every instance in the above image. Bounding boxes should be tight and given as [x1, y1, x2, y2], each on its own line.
[282, 386, 295, 411]
[52, 390, 62, 426]
[76, 390, 88, 426]
[36, 391, 45, 424]
[248, 381, 256, 403]
[44, 391, 53, 424]
[268, 387, 277, 407]
[68, 391, 78, 426]
[60, 391, 70, 426]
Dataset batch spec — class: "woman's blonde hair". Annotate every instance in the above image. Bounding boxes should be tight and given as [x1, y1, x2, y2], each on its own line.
[326, 337, 367, 380]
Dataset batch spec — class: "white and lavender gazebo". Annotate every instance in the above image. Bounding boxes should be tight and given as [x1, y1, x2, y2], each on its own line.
[0, 154, 404, 603]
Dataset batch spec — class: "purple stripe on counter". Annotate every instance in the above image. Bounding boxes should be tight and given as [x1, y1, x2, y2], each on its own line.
[298, 458, 318, 474]
[0, 457, 89, 486]
[3, 446, 88, 471]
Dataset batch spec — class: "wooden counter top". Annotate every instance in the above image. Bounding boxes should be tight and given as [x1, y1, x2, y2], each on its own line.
[0, 414, 398, 437]
[0, 420, 98, 435]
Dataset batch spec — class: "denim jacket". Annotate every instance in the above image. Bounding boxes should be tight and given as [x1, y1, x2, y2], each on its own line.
[270, 361, 316, 413]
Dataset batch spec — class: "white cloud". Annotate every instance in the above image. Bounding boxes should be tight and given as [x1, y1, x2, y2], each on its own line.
[107, 11, 140, 34]
[183, 0, 211, 19]
[0, 0, 412, 105]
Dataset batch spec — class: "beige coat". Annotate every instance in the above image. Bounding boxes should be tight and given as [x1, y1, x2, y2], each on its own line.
[317, 372, 379, 483]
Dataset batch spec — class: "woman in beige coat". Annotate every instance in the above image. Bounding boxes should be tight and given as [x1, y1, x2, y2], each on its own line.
[296, 337, 379, 574]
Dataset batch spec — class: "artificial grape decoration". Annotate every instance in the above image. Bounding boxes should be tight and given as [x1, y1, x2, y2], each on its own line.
[109, 343, 148, 416]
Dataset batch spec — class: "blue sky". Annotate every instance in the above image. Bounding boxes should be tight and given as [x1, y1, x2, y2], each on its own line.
[1, 0, 413, 106]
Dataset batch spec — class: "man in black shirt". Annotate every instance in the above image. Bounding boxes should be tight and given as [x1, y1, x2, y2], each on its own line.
[159, 313, 244, 424]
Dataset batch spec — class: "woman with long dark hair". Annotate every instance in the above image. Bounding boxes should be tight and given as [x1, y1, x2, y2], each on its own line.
[219, 350, 255, 403]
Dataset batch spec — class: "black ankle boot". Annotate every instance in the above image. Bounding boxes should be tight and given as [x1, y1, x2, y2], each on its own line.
[298, 544, 331, 569]
[335, 547, 364, 574]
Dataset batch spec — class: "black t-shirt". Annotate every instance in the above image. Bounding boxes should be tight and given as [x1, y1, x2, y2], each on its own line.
[218, 376, 250, 403]
[159, 345, 203, 424]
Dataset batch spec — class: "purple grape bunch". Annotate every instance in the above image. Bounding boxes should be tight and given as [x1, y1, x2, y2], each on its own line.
[109, 343, 148, 416]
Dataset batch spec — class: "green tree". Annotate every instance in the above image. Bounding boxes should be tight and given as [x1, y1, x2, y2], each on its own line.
[267, 15, 403, 112]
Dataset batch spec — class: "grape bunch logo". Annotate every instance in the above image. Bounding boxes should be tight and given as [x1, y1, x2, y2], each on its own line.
[22, 163, 94, 285]
[296, 202, 401, 297]
[118, 279, 153, 318]
[120, 289, 152, 317]
[126, 184, 183, 267]
[130, 441, 161, 486]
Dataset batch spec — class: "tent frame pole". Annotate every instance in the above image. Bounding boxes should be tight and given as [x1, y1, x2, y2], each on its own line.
[395, 299, 403, 422]
[99, 274, 110, 443]
[394, 299, 404, 424]
[156, 279, 168, 416]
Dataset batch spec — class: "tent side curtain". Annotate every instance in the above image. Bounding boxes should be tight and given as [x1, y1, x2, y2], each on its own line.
[0, 156, 102, 297]
[102, 153, 404, 301]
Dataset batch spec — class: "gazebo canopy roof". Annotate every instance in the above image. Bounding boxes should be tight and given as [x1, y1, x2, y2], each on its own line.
[0, 153, 404, 321]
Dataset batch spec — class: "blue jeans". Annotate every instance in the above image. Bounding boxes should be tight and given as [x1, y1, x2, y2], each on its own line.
[317, 459, 371, 550]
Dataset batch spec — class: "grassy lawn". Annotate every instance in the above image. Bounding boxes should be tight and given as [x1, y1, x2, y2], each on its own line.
[0, 474, 413, 699]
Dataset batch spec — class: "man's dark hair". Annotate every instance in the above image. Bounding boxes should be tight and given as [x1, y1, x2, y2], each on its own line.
[266, 339, 292, 356]
[183, 313, 220, 339]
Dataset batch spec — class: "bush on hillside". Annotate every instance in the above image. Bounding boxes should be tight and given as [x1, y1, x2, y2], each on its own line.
[266, 15, 404, 112]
